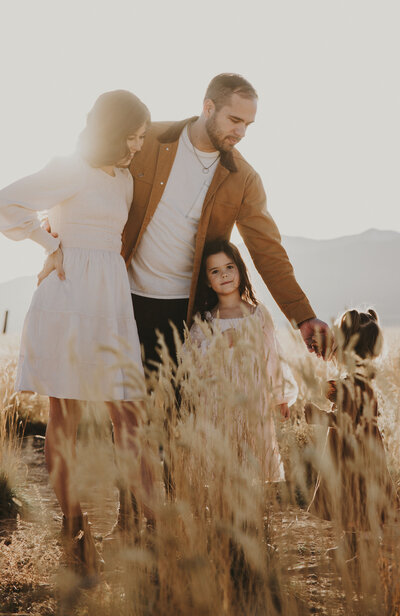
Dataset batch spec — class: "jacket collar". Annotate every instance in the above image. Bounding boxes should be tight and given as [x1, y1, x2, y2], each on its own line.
[158, 117, 237, 173]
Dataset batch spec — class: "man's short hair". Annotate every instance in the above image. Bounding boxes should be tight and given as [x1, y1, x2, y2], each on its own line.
[205, 73, 258, 110]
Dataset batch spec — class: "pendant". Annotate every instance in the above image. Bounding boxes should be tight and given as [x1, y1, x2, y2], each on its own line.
[202, 167, 209, 174]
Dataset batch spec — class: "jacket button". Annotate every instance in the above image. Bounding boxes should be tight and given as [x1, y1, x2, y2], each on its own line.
[160, 181, 164, 185]
[165, 147, 169, 151]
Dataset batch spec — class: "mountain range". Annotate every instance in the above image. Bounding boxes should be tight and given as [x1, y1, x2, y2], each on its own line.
[0, 228, 399, 334]
[240, 228, 399, 327]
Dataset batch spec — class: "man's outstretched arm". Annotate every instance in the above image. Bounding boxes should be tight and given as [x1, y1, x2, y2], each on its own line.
[236, 171, 330, 355]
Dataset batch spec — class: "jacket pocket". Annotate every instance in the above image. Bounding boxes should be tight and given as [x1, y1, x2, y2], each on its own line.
[209, 200, 239, 233]
[212, 199, 240, 217]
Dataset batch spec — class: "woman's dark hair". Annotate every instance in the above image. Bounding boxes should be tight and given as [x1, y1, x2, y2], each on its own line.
[338, 308, 382, 359]
[194, 239, 258, 318]
[78, 90, 150, 167]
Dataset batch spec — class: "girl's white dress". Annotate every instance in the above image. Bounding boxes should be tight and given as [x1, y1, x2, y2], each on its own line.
[188, 304, 298, 481]
[0, 155, 143, 401]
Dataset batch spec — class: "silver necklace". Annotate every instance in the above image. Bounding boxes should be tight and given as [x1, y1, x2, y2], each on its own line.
[189, 125, 220, 174]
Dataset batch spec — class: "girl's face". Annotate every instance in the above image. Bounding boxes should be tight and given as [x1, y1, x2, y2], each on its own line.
[206, 252, 240, 297]
[117, 122, 147, 167]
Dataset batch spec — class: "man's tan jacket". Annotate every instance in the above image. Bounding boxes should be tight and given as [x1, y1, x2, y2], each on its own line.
[122, 118, 316, 326]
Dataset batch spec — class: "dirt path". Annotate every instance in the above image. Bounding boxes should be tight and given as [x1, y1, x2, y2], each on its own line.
[0, 435, 120, 615]
[21, 435, 120, 535]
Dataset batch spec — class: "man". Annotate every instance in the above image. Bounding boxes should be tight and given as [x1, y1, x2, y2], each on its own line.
[122, 73, 328, 366]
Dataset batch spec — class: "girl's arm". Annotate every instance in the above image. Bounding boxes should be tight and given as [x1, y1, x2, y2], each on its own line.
[183, 316, 212, 355]
[0, 156, 83, 254]
[326, 378, 375, 425]
[304, 402, 337, 427]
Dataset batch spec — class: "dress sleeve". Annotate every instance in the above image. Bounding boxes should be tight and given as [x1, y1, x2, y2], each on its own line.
[0, 156, 84, 254]
[186, 316, 212, 354]
[258, 303, 298, 406]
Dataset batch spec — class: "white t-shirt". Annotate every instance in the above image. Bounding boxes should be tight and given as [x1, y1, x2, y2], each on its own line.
[129, 125, 219, 298]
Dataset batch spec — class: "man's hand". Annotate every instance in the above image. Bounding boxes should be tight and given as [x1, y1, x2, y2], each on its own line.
[298, 318, 331, 358]
[37, 247, 65, 286]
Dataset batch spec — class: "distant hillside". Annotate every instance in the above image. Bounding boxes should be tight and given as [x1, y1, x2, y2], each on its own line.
[240, 228, 400, 326]
[0, 276, 36, 334]
[0, 228, 399, 333]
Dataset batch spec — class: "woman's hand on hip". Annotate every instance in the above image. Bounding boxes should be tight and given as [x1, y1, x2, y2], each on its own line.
[41, 217, 58, 238]
[37, 247, 65, 286]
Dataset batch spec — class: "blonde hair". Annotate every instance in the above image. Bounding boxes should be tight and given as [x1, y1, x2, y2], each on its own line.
[338, 308, 383, 359]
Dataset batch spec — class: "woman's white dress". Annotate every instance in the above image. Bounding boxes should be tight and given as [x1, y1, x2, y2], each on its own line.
[187, 304, 298, 481]
[0, 155, 143, 401]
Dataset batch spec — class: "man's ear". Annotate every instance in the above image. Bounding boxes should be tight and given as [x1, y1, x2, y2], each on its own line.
[203, 98, 216, 119]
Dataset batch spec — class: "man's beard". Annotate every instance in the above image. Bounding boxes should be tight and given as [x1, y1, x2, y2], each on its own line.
[205, 114, 233, 153]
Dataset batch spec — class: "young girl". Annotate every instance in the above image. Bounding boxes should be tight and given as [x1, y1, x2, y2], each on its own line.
[186, 239, 298, 482]
[305, 308, 397, 540]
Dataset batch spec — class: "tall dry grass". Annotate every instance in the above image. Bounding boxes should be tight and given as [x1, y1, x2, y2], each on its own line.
[0, 334, 51, 519]
[0, 336, 26, 522]
[0, 325, 400, 615]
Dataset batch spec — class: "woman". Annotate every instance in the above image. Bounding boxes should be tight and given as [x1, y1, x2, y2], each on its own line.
[0, 90, 154, 581]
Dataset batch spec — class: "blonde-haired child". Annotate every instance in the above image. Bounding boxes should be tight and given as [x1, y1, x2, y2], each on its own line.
[305, 308, 397, 553]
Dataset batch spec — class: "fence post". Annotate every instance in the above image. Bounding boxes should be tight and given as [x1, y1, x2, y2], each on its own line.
[2, 310, 8, 334]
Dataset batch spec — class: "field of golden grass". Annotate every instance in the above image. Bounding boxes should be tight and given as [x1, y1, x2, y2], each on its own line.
[0, 326, 400, 615]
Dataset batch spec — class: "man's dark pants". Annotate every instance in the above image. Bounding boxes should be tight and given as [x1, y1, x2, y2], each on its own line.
[131, 294, 189, 497]
[131, 294, 189, 368]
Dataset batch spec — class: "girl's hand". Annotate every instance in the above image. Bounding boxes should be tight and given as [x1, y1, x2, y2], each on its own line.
[278, 403, 290, 420]
[222, 328, 236, 348]
[37, 247, 65, 286]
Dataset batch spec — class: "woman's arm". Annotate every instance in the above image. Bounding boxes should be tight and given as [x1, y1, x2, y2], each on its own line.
[0, 156, 82, 254]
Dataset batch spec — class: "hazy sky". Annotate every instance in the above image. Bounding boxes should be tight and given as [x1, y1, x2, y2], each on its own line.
[0, 0, 399, 284]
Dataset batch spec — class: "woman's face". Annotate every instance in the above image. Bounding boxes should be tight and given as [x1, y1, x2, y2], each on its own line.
[117, 122, 147, 167]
